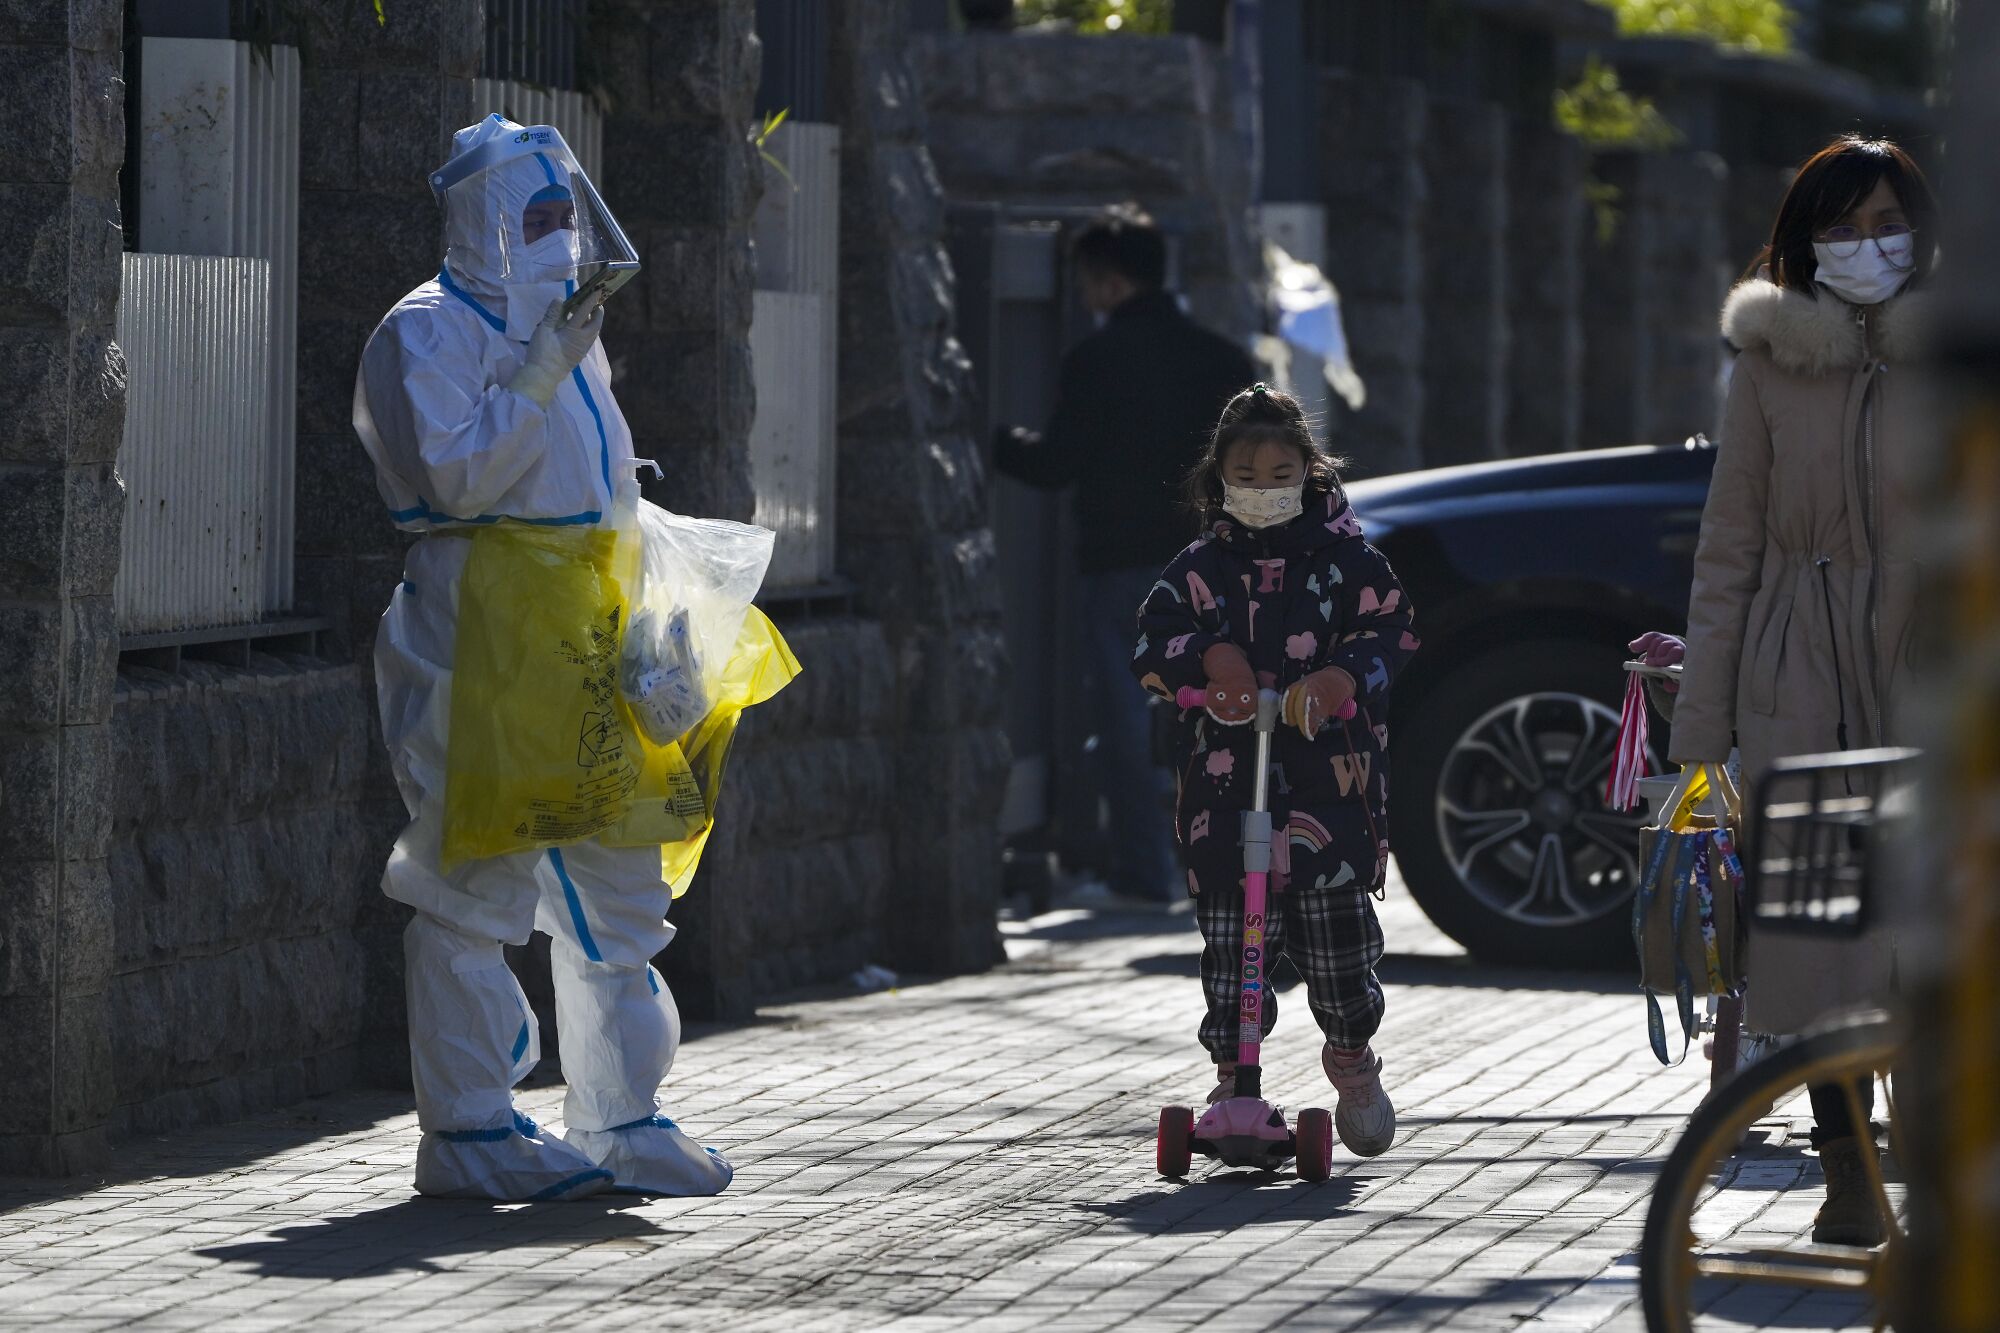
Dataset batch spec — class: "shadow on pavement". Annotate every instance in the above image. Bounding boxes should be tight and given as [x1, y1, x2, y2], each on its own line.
[1004, 908, 1193, 944]
[196, 1195, 685, 1277]
[0, 1092, 419, 1210]
[1376, 951, 1631, 994]
[1074, 1173, 1372, 1235]
[1121, 947, 1633, 997]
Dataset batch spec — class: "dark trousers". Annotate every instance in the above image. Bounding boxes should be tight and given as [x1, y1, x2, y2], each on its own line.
[1196, 881, 1386, 1062]
[1809, 1080, 1877, 1147]
[1076, 567, 1177, 899]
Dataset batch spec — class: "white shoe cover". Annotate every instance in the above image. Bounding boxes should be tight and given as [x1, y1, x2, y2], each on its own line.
[414, 1111, 615, 1201]
[1323, 1044, 1397, 1158]
[565, 1113, 734, 1196]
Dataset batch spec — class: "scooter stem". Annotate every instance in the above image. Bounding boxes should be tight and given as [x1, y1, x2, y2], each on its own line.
[1236, 689, 1283, 1084]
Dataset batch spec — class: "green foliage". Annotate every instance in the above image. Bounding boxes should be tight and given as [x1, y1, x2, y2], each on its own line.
[754, 109, 797, 192]
[1011, 0, 1173, 35]
[1596, 0, 1795, 52]
[1554, 57, 1682, 151]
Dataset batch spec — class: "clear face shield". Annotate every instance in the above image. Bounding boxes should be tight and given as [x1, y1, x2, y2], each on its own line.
[433, 119, 640, 338]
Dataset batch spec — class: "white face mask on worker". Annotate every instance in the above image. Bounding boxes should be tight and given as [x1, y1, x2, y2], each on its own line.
[1222, 483, 1304, 529]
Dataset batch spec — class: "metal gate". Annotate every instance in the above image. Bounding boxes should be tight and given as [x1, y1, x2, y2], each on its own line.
[947, 205, 1099, 870]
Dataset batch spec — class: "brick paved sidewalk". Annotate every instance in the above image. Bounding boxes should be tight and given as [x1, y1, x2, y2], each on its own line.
[0, 885, 1878, 1331]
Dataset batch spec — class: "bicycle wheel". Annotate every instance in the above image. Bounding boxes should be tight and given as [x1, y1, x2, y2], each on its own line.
[1641, 1011, 1902, 1333]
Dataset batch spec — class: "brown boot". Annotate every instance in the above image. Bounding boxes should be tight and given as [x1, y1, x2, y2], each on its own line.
[1812, 1136, 1886, 1247]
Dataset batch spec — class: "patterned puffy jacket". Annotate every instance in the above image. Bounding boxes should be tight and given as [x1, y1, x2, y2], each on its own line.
[1130, 488, 1418, 896]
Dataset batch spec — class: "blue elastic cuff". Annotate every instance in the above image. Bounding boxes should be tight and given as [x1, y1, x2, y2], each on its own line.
[608, 1113, 680, 1133]
[528, 1168, 613, 1201]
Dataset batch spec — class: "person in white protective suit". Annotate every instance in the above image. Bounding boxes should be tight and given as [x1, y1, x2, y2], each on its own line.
[352, 115, 733, 1201]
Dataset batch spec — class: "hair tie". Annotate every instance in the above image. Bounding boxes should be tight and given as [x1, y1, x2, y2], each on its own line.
[1251, 382, 1270, 396]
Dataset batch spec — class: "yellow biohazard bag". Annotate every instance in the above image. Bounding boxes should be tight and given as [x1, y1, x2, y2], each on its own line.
[440, 508, 798, 890]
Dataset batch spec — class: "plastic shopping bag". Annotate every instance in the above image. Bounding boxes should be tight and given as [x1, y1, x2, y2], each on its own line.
[1632, 762, 1746, 1063]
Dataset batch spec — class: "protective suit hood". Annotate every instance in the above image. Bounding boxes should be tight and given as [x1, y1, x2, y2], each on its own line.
[435, 115, 628, 339]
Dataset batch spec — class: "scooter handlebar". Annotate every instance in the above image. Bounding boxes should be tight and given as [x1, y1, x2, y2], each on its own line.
[1173, 685, 1357, 721]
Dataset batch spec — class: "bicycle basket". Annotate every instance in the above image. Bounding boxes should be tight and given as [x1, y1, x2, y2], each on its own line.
[1745, 747, 1922, 938]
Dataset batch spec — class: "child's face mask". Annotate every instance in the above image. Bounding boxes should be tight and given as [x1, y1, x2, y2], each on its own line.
[1222, 483, 1305, 529]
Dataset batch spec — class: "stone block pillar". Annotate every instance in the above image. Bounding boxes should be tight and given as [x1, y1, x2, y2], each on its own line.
[1581, 148, 1727, 450]
[282, 0, 485, 1086]
[1507, 118, 1587, 455]
[0, 0, 129, 1175]
[827, 0, 1009, 976]
[1317, 72, 1426, 477]
[1421, 97, 1509, 468]
[591, 0, 761, 524]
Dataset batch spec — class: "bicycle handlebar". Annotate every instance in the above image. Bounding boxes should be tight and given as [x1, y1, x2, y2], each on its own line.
[1173, 684, 1357, 721]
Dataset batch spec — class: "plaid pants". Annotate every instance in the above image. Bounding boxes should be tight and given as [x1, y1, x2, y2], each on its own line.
[1197, 881, 1386, 1062]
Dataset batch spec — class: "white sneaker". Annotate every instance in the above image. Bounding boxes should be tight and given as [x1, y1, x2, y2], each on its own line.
[1207, 1064, 1238, 1105]
[1323, 1044, 1396, 1157]
[565, 1113, 735, 1196]
[414, 1111, 615, 1201]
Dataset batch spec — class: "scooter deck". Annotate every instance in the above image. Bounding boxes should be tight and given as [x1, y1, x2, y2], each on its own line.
[1193, 1096, 1297, 1171]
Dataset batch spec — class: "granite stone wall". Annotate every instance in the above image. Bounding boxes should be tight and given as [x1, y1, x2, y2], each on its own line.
[1421, 97, 1510, 468]
[825, 0, 1010, 977]
[1317, 72, 1427, 477]
[1580, 148, 1727, 451]
[915, 30, 1262, 346]
[0, 0, 128, 1176]
[105, 658, 385, 1137]
[82, 0, 487, 1146]
[1506, 119, 1587, 457]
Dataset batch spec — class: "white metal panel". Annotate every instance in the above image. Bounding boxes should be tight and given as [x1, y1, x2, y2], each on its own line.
[748, 291, 831, 590]
[136, 37, 299, 617]
[115, 255, 274, 633]
[471, 78, 603, 181]
[751, 121, 841, 585]
[753, 122, 841, 298]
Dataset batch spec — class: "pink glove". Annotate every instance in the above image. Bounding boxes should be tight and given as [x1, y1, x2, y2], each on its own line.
[1628, 632, 1686, 694]
[1201, 643, 1256, 723]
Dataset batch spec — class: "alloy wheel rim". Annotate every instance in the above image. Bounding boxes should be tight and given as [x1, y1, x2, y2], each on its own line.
[1433, 691, 1657, 929]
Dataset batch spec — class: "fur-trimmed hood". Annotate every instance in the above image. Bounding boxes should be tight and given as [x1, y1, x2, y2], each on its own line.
[1720, 277, 1930, 376]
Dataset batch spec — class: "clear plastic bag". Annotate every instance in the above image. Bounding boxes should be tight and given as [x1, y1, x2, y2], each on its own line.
[619, 497, 775, 745]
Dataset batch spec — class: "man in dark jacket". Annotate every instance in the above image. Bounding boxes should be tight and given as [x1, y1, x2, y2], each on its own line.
[996, 210, 1257, 903]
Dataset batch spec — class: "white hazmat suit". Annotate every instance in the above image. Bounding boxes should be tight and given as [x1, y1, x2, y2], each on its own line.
[353, 115, 732, 1200]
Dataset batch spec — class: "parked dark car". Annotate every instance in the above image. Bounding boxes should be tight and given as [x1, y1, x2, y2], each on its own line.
[1348, 440, 1717, 966]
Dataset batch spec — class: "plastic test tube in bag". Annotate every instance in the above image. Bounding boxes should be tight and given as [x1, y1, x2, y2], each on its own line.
[621, 604, 710, 746]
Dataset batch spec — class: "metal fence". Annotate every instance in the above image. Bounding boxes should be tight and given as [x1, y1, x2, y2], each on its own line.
[483, 0, 582, 90]
[749, 121, 842, 589]
[129, 36, 299, 628]
[115, 255, 275, 633]
[470, 78, 603, 180]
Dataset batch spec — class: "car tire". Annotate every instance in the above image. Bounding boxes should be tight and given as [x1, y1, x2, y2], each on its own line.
[1391, 636, 1653, 968]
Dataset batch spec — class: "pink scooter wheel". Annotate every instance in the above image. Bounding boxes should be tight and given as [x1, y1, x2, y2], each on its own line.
[1157, 1105, 1195, 1178]
[1296, 1108, 1333, 1182]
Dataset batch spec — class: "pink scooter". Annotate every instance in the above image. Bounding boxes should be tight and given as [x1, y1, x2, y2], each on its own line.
[1156, 685, 1346, 1182]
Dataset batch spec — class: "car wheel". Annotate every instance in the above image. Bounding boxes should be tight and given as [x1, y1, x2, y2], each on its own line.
[1391, 638, 1658, 967]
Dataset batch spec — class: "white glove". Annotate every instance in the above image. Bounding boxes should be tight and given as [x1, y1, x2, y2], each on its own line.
[506, 294, 605, 408]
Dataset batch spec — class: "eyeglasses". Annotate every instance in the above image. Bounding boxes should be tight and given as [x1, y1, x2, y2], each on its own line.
[1816, 222, 1916, 266]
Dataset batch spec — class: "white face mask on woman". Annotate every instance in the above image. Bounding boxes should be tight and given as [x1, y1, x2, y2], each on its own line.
[1813, 232, 1916, 306]
[1222, 483, 1305, 529]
